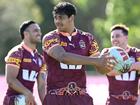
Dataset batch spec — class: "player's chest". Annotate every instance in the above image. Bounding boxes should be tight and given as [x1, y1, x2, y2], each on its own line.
[59, 36, 89, 55]
[21, 52, 42, 71]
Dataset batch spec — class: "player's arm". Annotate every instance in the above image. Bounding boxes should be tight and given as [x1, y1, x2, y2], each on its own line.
[133, 51, 140, 105]
[136, 86, 140, 105]
[90, 52, 113, 74]
[129, 50, 140, 72]
[42, 34, 114, 71]
[136, 96, 140, 105]
[37, 71, 46, 103]
[94, 63, 113, 74]
[47, 44, 102, 66]
[6, 64, 36, 105]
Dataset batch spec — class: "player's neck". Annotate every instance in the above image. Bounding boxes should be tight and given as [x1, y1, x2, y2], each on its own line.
[22, 40, 36, 51]
[63, 25, 75, 35]
[67, 28, 76, 36]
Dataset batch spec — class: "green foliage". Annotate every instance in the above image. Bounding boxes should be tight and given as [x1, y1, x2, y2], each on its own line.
[94, 0, 140, 49]
[0, 0, 42, 74]
[0, 0, 108, 74]
[2, 0, 140, 74]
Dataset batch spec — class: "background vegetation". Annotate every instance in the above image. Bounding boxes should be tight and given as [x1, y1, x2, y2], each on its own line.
[1, 0, 140, 74]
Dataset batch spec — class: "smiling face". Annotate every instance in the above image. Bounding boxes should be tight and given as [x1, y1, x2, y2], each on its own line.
[25, 23, 42, 44]
[111, 29, 128, 48]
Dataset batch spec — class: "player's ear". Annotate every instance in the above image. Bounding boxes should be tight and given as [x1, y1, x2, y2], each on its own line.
[70, 15, 74, 21]
[23, 31, 29, 38]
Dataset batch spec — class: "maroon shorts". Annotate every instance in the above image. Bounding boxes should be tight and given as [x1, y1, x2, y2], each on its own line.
[106, 97, 137, 105]
[3, 96, 15, 105]
[43, 94, 94, 105]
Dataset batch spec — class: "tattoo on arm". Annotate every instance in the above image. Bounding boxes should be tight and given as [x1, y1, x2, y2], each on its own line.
[41, 73, 46, 81]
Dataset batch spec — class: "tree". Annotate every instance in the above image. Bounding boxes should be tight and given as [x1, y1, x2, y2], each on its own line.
[0, 0, 42, 74]
[94, 0, 140, 49]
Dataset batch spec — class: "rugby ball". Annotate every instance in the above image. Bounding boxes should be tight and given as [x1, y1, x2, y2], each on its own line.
[101, 46, 132, 74]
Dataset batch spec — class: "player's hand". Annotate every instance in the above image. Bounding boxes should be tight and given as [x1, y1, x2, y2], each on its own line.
[129, 62, 140, 71]
[98, 53, 117, 72]
[24, 91, 36, 105]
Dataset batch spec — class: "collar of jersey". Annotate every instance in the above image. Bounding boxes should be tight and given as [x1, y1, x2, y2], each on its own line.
[56, 28, 77, 36]
[21, 42, 37, 53]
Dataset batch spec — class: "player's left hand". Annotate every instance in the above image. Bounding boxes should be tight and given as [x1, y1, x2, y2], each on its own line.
[96, 53, 117, 74]
[129, 62, 140, 71]
[102, 53, 117, 70]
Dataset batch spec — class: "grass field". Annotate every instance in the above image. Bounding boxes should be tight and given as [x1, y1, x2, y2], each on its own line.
[0, 75, 109, 105]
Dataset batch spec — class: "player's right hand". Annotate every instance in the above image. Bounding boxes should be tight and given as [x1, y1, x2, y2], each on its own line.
[24, 91, 36, 105]
[101, 53, 116, 69]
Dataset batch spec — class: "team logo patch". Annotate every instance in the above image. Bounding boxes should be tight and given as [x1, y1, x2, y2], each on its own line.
[91, 40, 99, 50]
[89, 40, 99, 55]
[23, 58, 31, 62]
[79, 40, 86, 49]
[60, 41, 67, 46]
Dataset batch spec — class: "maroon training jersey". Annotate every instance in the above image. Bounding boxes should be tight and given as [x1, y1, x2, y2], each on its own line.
[42, 29, 99, 91]
[106, 47, 140, 104]
[5, 43, 46, 96]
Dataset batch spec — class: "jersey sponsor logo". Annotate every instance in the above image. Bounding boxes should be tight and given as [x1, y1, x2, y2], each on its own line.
[115, 71, 136, 81]
[33, 58, 37, 64]
[7, 57, 21, 66]
[69, 43, 75, 47]
[44, 38, 58, 48]
[79, 40, 86, 49]
[22, 69, 38, 81]
[60, 62, 82, 70]
[115, 56, 136, 81]
[23, 58, 31, 63]
[137, 57, 140, 62]
[60, 41, 67, 46]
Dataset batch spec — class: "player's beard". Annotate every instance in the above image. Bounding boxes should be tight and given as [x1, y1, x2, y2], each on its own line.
[30, 36, 41, 44]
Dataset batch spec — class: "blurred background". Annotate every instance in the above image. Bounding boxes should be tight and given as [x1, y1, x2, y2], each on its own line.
[1, 0, 140, 104]
[1, 0, 140, 74]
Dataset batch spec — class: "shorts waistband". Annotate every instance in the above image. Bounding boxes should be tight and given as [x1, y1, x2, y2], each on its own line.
[48, 82, 87, 96]
[111, 91, 137, 101]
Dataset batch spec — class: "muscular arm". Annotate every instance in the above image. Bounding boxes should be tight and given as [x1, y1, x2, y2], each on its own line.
[6, 64, 36, 105]
[47, 44, 101, 66]
[6, 64, 32, 95]
[90, 53, 112, 74]
[136, 96, 140, 105]
[37, 72, 46, 103]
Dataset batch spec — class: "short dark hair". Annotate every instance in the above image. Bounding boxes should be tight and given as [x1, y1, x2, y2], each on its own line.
[110, 24, 129, 36]
[19, 20, 36, 39]
[53, 2, 77, 17]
